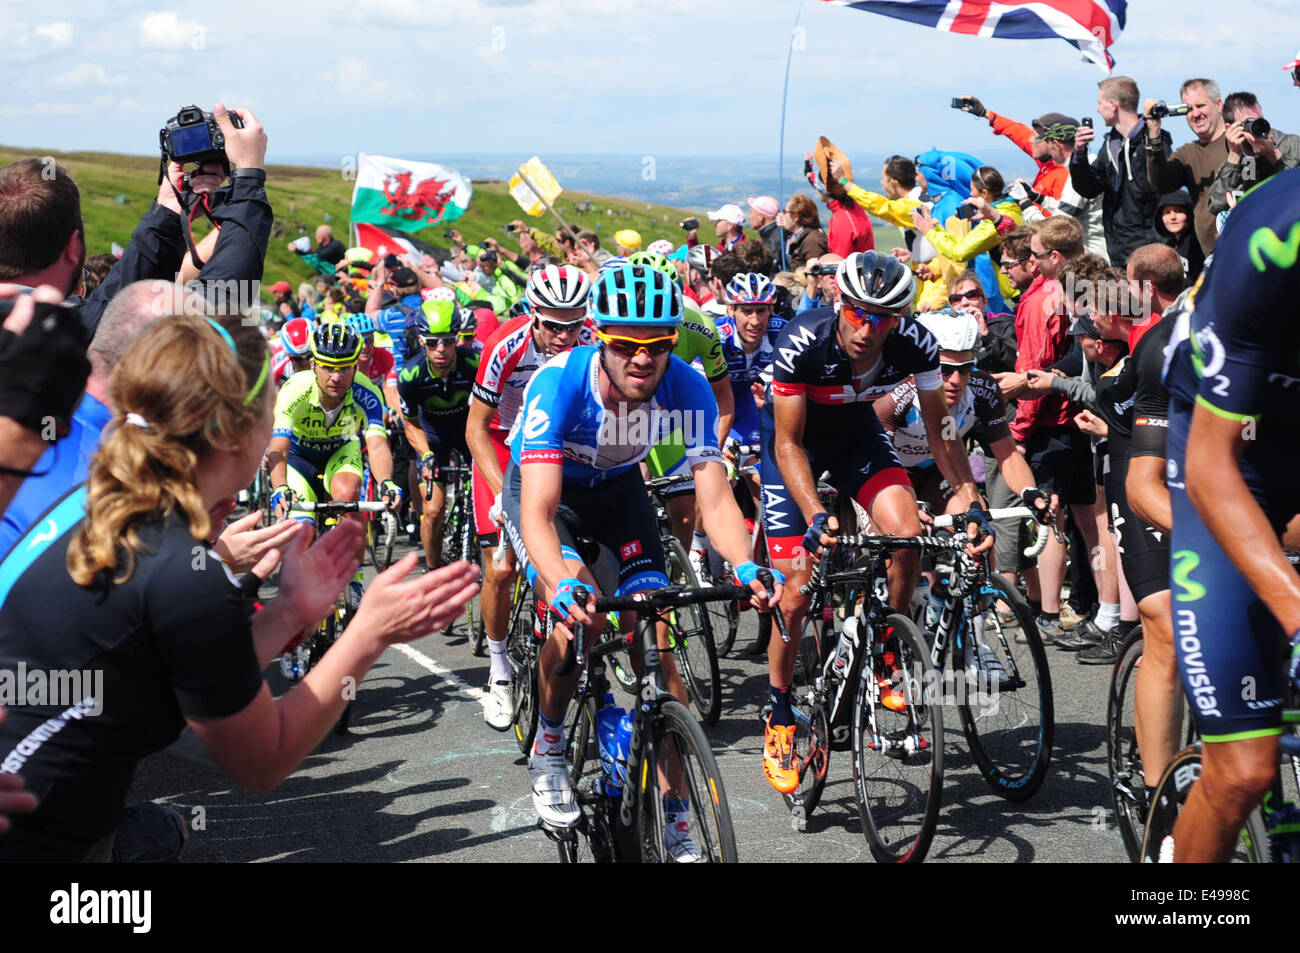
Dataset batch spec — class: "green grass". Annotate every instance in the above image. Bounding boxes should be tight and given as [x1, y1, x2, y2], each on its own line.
[0, 144, 905, 291]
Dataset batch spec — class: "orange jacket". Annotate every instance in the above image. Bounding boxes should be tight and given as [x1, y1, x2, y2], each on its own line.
[987, 111, 1069, 200]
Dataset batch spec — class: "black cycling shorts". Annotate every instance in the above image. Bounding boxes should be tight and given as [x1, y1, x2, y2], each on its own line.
[1024, 425, 1096, 507]
[1104, 441, 1169, 604]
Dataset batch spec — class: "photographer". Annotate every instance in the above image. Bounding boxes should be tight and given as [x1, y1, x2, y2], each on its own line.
[1144, 79, 1227, 255]
[796, 254, 842, 313]
[1207, 92, 1300, 215]
[955, 96, 1072, 200]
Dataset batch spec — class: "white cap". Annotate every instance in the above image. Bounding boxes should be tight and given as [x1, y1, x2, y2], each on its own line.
[707, 203, 745, 226]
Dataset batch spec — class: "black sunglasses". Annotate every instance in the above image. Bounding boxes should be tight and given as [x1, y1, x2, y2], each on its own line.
[948, 289, 984, 302]
[940, 361, 975, 375]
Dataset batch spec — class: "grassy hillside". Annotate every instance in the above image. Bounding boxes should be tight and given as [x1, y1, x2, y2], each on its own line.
[0, 145, 903, 295]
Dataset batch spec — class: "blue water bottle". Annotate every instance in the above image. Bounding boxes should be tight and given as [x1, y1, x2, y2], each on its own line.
[596, 695, 628, 796]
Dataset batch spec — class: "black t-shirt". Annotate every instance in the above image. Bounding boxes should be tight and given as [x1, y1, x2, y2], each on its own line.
[0, 493, 262, 860]
[1094, 353, 1138, 445]
[316, 238, 346, 266]
[1130, 315, 1174, 459]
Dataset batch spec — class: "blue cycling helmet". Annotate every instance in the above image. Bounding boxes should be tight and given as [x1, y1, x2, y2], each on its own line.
[509, 299, 534, 319]
[589, 264, 681, 328]
[725, 272, 776, 305]
[346, 312, 377, 336]
[599, 256, 629, 273]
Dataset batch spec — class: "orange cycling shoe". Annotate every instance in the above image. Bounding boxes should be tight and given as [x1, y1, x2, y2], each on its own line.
[878, 649, 906, 712]
[763, 715, 800, 794]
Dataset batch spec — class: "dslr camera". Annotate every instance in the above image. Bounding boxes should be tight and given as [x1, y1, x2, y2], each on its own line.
[1242, 117, 1271, 138]
[1149, 101, 1191, 120]
[159, 105, 244, 171]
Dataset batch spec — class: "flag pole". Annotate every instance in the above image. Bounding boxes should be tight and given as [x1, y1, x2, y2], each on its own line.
[776, 0, 807, 272]
[514, 167, 583, 243]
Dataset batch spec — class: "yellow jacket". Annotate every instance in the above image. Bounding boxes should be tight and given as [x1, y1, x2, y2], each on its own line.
[842, 180, 922, 230]
[925, 199, 1024, 307]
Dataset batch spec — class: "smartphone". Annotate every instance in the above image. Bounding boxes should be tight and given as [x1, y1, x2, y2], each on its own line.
[444, 230, 457, 240]
[956, 204, 977, 220]
[950, 97, 968, 110]
[1081, 117, 1093, 128]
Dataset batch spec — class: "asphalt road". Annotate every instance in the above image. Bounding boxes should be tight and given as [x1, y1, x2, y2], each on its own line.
[129, 535, 1130, 863]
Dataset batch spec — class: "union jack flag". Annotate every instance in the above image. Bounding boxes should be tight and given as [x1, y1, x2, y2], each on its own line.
[819, 0, 1126, 70]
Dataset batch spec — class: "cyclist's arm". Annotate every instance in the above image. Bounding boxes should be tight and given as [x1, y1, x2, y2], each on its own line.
[382, 380, 401, 420]
[1185, 405, 1300, 633]
[710, 376, 734, 447]
[771, 392, 822, 523]
[918, 387, 983, 510]
[1126, 455, 1171, 534]
[366, 432, 394, 484]
[403, 416, 432, 459]
[466, 398, 504, 496]
[266, 435, 290, 489]
[518, 461, 572, 603]
[988, 434, 1036, 494]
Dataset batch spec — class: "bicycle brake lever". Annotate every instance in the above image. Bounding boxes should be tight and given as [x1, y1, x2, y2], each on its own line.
[754, 569, 790, 644]
[554, 585, 590, 677]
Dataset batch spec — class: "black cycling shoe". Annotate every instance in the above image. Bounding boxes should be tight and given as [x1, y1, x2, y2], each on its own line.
[1078, 630, 1125, 664]
[1054, 620, 1107, 652]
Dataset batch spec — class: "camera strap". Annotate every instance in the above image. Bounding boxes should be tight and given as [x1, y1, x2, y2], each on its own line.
[158, 156, 222, 270]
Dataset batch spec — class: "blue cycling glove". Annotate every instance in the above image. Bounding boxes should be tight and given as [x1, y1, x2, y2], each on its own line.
[551, 577, 590, 622]
[963, 506, 996, 539]
[734, 561, 785, 588]
[802, 512, 830, 555]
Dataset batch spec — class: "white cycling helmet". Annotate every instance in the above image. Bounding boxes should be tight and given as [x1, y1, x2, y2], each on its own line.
[836, 251, 915, 311]
[525, 264, 592, 309]
[918, 307, 980, 353]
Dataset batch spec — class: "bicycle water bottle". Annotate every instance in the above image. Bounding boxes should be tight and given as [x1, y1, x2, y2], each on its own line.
[827, 616, 861, 682]
[596, 697, 630, 796]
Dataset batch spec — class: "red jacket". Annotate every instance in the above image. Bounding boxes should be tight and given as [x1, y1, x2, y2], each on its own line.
[1011, 275, 1072, 442]
[988, 111, 1070, 200]
[826, 196, 874, 257]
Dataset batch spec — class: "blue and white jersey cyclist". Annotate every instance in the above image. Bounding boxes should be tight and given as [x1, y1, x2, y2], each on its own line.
[714, 272, 786, 448]
[500, 263, 783, 860]
[1160, 166, 1300, 862]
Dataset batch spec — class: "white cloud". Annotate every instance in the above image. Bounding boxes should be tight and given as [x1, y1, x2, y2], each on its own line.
[33, 22, 73, 48]
[139, 11, 206, 50]
[320, 58, 391, 102]
[50, 64, 128, 88]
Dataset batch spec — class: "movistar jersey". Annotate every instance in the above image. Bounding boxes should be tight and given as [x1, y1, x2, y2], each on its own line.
[508, 346, 722, 487]
[272, 369, 387, 462]
[397, 348, 479, 444]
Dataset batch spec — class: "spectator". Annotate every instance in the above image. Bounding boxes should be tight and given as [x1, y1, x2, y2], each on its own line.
[948, 269, 1016, 374]
[909, 165, 1023, 308]
[1152, 190, 1204, 283]
[80, 253, 117, 298]
[287, 223, 346, 267]
[833, 154, 925, 232]
[613, 229, 642, 256]
[706, 204, 747, 253]
[296, 282, 318, 322]
[776, 194, 827, 270]
[957, 96, 1073, 199]
[748, 195, 784, 264]
[1070, 76, 1170, 267]
[735, 237, 776, 279]
[470, 247, 526, 316]
[1207, 91, 1300, 214]
[1126, 242, 1187, 349]
[576, 229, 612, 267]
[1145, 78, 1228, 255]
[268, 279, 299, 319]
[683, 244, 719, 311]
[795, 254, 842, 314]
[1285, 49, 1300, 88]
[821, 188, 875, 260]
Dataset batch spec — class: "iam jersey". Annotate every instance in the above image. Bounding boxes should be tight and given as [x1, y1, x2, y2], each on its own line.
[876, 371, 1010, 468]
[508, 345, 722, 488]
[472, 315, 596, 435]
[766, 307, 942, 446]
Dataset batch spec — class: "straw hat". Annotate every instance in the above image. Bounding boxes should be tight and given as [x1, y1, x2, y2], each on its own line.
[814, 136, 852, 196]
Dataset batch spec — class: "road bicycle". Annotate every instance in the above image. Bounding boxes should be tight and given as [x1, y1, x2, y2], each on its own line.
[544, 578, 779, 862]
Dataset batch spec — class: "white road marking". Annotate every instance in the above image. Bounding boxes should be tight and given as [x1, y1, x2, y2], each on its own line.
[390, 642, 489, 716]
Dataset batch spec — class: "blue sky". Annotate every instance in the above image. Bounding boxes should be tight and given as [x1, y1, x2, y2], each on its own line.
[4, 0, 1300, 167]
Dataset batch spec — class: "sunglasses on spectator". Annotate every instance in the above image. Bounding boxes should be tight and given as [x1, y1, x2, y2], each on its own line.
[538, 317, 584, 333]
[840, 303, 899, 330]
[595, 329, 678, 358]
[1000, 256, 1028, 268]
[422, 335, 458, 349]
[940, 361, 976, 376]
[948, 289, 984, 303]
[1031, 248, 1056, 261]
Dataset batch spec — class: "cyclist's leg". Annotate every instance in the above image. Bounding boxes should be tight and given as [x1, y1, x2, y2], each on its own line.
[836, 423, 917, 615]
[1167, 460, 1286, 861]
[284, 447, 324, 538]
[759, 428, 812, 692]
[325, 440, 367, 564]
[419, 443, 452, 568]
[473, 435, 515, 676]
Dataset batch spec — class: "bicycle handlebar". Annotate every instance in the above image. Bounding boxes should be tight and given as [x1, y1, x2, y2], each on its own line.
[931, 506, 1053, 558]
[288, 500, 389, 514]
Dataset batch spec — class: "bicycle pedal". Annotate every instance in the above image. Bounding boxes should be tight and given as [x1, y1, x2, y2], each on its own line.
[536, 817, 583, 841]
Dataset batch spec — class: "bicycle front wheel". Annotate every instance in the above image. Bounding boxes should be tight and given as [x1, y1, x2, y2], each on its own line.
[509, 595, 539, 757]
[1106, 627, 1146, 862]
[957, 574, 1053, 801]
[784, 610, 831, 822]
[853, 613, 943, 863]
[663, 536, 722, 725]
[558, 692, 616, 863]
[635, 700, 737, 863]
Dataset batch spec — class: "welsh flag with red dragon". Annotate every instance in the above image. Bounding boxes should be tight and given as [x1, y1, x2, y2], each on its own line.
[350, 153, 472, 234]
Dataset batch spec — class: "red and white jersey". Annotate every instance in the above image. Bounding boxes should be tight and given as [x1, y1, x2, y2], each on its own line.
[471, 315, 595, 434]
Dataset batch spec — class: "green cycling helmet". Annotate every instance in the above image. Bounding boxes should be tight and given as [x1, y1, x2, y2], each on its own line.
[625, 250, 682, 288]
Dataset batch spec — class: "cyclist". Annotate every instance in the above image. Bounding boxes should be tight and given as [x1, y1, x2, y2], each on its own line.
[348, 313, 400, 412]
[761, 251, 991, 794]
[467, 264, 594, 730]
[397, 299, 481, 571]
[273, 316, 313, 388]
[1162, 167, 1300, 862]
[626, 251, 735, 553]
[500, 264, 783, 859]
[267, 323, 402, 608]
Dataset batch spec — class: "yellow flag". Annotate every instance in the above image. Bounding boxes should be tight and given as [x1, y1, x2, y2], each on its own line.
[508, 156, 563, 216]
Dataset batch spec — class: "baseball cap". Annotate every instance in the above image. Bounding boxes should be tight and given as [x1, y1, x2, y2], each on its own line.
[614, 228, 643, 250]
[707, 204, 746, 226]
[268, 280, 293, 295]
[1032, 112, 1080, 142]
[647, 238, 675, 257]
[391, 267, 418, 289]
[1069, 312, 1101, 338]
[747, 195, 779, 218]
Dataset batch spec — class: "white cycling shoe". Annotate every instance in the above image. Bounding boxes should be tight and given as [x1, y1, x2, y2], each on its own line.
[484, 680, 513, 732]
[664, 818, 702, 862]
[529, 744, 580, 829]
